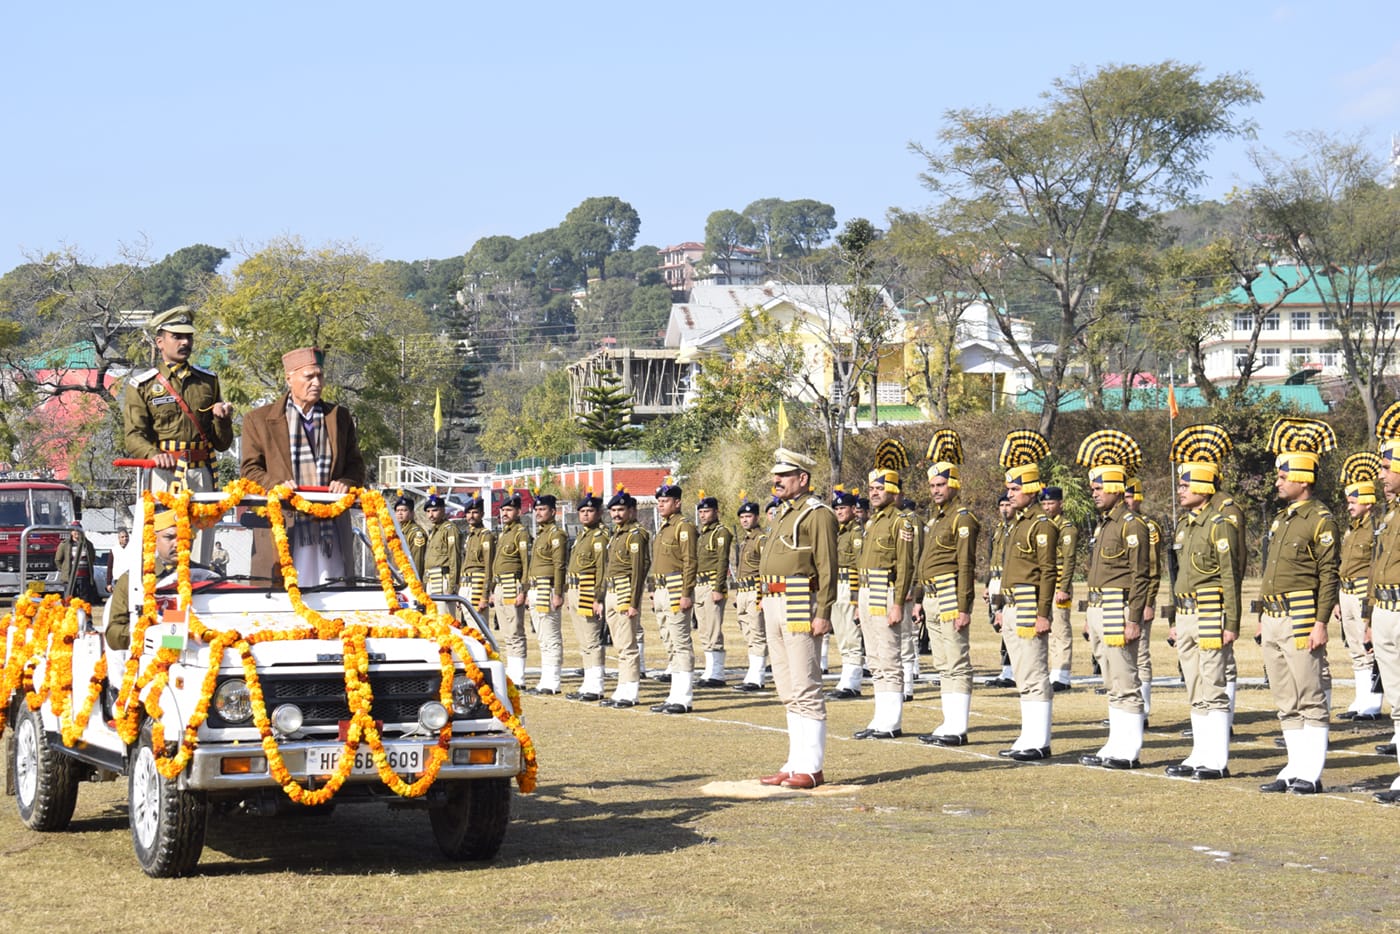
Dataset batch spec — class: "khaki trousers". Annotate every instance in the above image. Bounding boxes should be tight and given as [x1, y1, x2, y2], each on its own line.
[1173, 610, 1229, 711]
[1086, 606, 1143, 713]
[603, 592, 641, 684]
[1003, 601, 1051, 701]
[858, 587, 902, 692]
[734, 589, 766, 656]
[762, 594, 825, 719]
[922, 595, 972, 694]
[493, 580, 528, 660]
[1259, 612, 1330, 727]
[567, 586, 605, 670]
[652, 588, 695, 672]
[694, 582, 726, 653]
[830, 580, 862, 665]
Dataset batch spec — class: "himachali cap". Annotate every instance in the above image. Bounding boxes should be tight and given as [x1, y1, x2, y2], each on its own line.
[999, 429, 1050, 493]
[1268, 417, 1337, 484]
[925, 429, 963, 489]
[1075, 429, 1143, 494]
[1341, 452, 1381, 505]
[1377, 401, 1400, 466]
[772, 447, 816, 474]
[1172, 423, 1232, 495]
[150, 305, 196, 335]
[282, 347, 325, 372]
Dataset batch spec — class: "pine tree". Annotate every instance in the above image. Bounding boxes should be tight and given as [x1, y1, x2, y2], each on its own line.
[578, 370, 634, 450]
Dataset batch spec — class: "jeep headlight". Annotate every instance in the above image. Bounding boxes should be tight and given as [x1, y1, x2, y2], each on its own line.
[214, 679, 253, 723]
[451, 674, 480, 714]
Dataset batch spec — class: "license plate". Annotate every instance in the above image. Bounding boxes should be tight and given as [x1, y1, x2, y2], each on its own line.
[305, 743, 424, 776]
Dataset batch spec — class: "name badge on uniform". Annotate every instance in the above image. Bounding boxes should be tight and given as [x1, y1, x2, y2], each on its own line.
[150, 395, 179, 406]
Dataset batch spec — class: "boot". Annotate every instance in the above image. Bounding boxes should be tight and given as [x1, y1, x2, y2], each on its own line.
[506, 655, 527, 690]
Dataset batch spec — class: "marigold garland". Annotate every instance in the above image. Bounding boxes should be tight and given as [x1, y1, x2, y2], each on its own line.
[0, 481, 539, 802]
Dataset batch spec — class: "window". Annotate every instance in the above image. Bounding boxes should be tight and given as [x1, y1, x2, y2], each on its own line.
[1233, 312, 1253, 331]
[1319, 310, 1336, 330]
[1291, 311, 1311, 331]
[1234, 349, 1250, 372]
[1263, 312, 1280, 331]
[1382, 311, 1396, 332]
[1320, 351, 1339, 368]
[1260, 347, 1280, 368]
[1290, 347, 1311, 366]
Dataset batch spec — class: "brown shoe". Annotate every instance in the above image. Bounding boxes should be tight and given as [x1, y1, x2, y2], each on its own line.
[780, 770, 824, 789]
[758, 771, 791, 786]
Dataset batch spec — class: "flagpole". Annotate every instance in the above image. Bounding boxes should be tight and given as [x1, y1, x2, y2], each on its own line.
[1168, 363, 1178, 530]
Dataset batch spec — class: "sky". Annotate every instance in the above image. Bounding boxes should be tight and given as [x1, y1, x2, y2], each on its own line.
[2, 2, 1398, 275]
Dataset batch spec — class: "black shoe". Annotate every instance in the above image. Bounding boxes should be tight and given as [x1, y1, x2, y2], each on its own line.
[998, 748, 1017, 758]
[985, 677, 1015, 688]
[732, 682, 763, 693]
[651, 702, 692, 714]
[1193, 767, 1230, 780]
[651, 672, 672, 683]
[922, 733, 968, 747]
[1337, 710, 1358, 720]
[1259, 778, 1290, 793]
[902, 693, 914, 702]
[1164, 763, 1196, 778]
[1288, 779, 1322, 795]
[853, 728, 902, 740]
[1352, 712, 1383, 721]
[566, 691, 601, 702]
[1079, 755, 1105, 768]
[1377, 742, 1398, 755]
[1052, 681, 1070, 693]
[1102, 757, 1141, 770]
[826, 687, 862, 700]
[695, 678, 726, 688]
[1374, 788, 1400, 804]
[528, 686, 559, 695]
[862, 668, 872, 677]
[599, 698, 636, 708]
[1009, 746, 1052, 761]
[1274, 736, 1287, 748]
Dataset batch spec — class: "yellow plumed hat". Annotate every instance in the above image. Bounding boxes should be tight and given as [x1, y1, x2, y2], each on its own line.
[999, 429, 1050, 493]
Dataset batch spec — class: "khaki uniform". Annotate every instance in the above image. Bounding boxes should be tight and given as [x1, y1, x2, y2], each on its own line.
[999, 503, 1059, 702]
[1258, 498, 1340, 728]
[831, 519, 864, 671]
[55, 536, 100, 604]
[733, 526, 768, 665]
[1085, 502, 1151, 714]
[123, 364, 233, 492]
[759, 494, 839, 720]
[1367, 497, 1400, 752]
[1171, 505, 1240, 712]
[568, 523, 610, 672]
[916, 500, 980, 695]
[423, 520, 461, 615]
[651, 513, 698, 674]
[493, 519, 532, 665]
[695, 520, 734, 656]
[400, 519, 428, 577]
[461, 525, 495, 613]
[1048, 512, 1077, 684]
[1209, 490, 1248, 690]
[857, 503, 919, 695]
[898, 505, 925, 688]
[526, 519, 568, 689]
[1338, 511, 1377, 675]
[604, 519, 650, 689]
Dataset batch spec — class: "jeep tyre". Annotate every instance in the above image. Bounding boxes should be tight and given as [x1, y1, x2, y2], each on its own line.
[13, 703, 79, 831]
[429, 777, 511, 860]
[129, 719, 208, 877]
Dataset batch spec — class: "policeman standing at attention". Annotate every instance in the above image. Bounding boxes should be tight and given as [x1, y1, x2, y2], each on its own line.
[731, 493, 770, 692]
[1257, 417, 1339, 795]
[826, 487, 866, 699]
[600, 488, 649, 709]
[694, 491, 734, 688]
[393, 492, 428, 574]
[526, 494, 568, 695]
[854, 440, 918, 740]
[566, 491, 610, 702]
[914, 429, 980, 747]
[123, 306, 235, 492]
[995, 429, 1059, 760]
[757, 447, 839, 790]
[1334, 453, 1384, 722]
[460, 492, 495, 620]
[985, 491, 1017, 688]
[1039, 486, 1077, 692]
[1367, 402, 1400, 802]
[650, 480, 698, 713]
[1124, 478, 1164, 720]
[421, 491, 460, 617]
[494, 491, 532, 690]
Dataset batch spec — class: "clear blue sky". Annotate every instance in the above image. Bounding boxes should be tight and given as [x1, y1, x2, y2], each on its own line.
[3, 2, 1397, 274]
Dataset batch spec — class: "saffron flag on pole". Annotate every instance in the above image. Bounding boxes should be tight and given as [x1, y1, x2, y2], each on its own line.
[434, 389, 443, 434]
[776, 400, 789, 444]
[1167, 382, 1179, 420]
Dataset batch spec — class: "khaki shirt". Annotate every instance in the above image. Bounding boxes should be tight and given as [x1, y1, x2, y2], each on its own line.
[1339, 512, 1375, 583]
[651, 514, 697, 594]
[1140, 513, 1164, 606]
[1369, 498, 1400, 605]
[1001, 503, 1059, 618]
[916, 499, 981, 614]
[463, 525, 495, 580]
[607, 519, 650, 609]
[1086, 501, 1151, 623]
[837, 520, 861, 572]
[759, 494, 839, 618]
[424, 521, 460, 594]
[735, 526, 765, 581]
[400, 519, 428, 573]
[527, 519, 567, 593]
[1049, 512, 1077, 592]
[858, 503, 919, 602]
[568, 524, 610, 581]
[696, 520, 734, 594]
[1259, 497, 1340, 624]
[494, 519, 530, 580]
[123, 364, 234, 458]
[1209, 490, 1248, 581]
[1172, 503, 1242, 634]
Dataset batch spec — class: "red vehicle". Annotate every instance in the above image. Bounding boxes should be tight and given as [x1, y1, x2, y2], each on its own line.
[0, 473, 80, 596]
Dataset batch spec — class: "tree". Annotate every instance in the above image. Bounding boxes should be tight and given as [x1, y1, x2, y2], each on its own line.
[701, 209, 758, 282]
[577, 369, 635, 450]
[1246, 132, 1400, 432]
[742, 198, 786, 262]
[562, 196, 640, 279]
[135, 244, 229, 312]
[476, 370, 579, 463]
[772, 199, 837, 258]
[913, 61, 1261, 438]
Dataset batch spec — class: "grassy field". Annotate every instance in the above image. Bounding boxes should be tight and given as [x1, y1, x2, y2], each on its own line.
[3, 588, 1399, 933]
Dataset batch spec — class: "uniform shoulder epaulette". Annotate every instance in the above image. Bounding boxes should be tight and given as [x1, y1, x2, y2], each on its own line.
[131, 368, 158, 384]
[805, 495, 824, 508]
[956, 506, 970, 516]
[190, 363, 216, 377]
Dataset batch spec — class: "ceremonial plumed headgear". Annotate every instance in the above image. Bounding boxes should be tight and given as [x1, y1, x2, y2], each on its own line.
[392, 490, 415, 510]
[1125, 477, 1143, 501]
[831, 484, 858, 508]
[1341, 452, 1381, 505]
[578, 488, 603, 510]
[464, 491, 486, 511]
[1377, 401, 1400, 466]
[424, 487, 445, 510]
[1171, 423, 1232, 495]
[869, 439, 909, 494]
[656, 476, 682, 499]
[1268, 417, 1336, 484]
[535, 494, 558, 509]
[999, 429, 1050, 493]
[1039, 486, 1063, 502]
[607, 484, 636, 509]
[736, 490, 759, 516]
[501, 488, 523, 509]
[1075, 429, 1143, 494]
[926, 428, 963, 489]
[696, 489, 718, 510]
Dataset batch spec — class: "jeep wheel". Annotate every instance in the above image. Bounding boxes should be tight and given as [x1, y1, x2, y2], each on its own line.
[129, 720, 207, 877]
[13, 704, 79, 831]
[429, 777, 511, 860]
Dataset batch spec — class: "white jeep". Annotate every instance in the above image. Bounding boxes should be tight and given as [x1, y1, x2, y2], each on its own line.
[2, 485, 533, 877]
